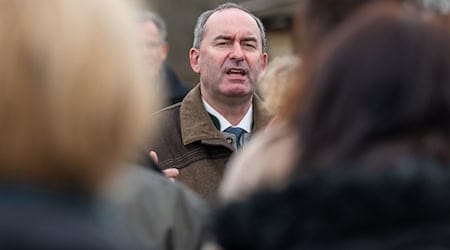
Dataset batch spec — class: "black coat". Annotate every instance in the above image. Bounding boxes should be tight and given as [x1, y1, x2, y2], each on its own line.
[162, 65, 190, 106]
[214, 159, 450, 250]
[0, 185, 138, 250]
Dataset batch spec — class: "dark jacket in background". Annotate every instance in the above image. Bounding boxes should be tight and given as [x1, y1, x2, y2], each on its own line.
[148, 84, 271, 200]
[162, 65, 190, 106]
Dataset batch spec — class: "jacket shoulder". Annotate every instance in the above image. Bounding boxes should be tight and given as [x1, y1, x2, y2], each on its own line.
[150, 103, 184, 167]
[155, 102, 181, 116]
[152, 103, 181, 132]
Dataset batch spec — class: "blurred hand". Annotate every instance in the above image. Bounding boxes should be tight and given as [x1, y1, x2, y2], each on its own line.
[149, 150, 159, 163]
[163, 168, 179, 182]
[149, 150, 179, 181]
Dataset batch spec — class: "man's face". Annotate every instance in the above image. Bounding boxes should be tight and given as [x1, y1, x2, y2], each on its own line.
[189, 8, 268, 103]
[140, 21, 168, 73]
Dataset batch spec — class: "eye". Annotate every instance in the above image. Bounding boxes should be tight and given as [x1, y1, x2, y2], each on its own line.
[243, 43, 256, 49]
[216, 41, 230, 46]
[145, 42, 161, 49]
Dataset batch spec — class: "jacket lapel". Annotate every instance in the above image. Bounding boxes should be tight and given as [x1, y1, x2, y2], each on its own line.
[180, 84, 224, 145]
[180, 84, 272, 146]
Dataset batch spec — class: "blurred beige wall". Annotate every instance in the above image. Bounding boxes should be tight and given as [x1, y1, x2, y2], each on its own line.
[267, 31, 295, 58]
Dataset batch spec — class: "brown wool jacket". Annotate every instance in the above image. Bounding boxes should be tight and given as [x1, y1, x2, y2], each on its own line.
[149, 84, 272, 200]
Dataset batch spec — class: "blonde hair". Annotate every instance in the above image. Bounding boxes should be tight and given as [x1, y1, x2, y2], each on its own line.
[0, 1, 158, 190]
[258, 56, 301, 115]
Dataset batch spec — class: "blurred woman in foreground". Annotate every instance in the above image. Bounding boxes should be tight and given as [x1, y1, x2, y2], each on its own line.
[0, 1, 154, 248]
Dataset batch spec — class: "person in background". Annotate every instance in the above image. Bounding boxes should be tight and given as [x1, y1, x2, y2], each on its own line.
[213, 2, 450, 249]
[0, 0, 153, 248]
[139, 11, 190, 106]
[147, 2, 271, 199]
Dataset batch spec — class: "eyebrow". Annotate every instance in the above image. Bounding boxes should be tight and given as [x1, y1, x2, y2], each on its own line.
[214, 35, 232, 41]
[241, 37, 257, 44]
[214, 35, 258, 44]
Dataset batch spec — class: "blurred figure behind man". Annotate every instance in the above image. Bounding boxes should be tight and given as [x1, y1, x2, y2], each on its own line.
[139, 11, 190, 106]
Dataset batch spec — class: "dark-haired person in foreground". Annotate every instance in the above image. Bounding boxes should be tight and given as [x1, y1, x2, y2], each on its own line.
[219, 0, 404, 202]
[215, 164, 450, 250]
[213, 2, 450, 249]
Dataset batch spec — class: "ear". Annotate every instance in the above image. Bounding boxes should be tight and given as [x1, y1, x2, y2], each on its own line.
[189, 48, 201, 74]
[261, 52, 268, 70]
[160, 42, 169, 62]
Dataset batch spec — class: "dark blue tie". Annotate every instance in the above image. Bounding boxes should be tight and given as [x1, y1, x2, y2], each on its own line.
[224, 127, 245, 149]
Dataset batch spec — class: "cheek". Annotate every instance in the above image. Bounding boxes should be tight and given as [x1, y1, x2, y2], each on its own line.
[157, 52, 166, 62]
[250, 58, 265, 73]
[200, 56, 221, 73]
[201, 50, 226, 67]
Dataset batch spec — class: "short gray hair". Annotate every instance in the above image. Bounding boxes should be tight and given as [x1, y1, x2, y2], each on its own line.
[139, 11, 167, 42]
[192, 2, 266, 52]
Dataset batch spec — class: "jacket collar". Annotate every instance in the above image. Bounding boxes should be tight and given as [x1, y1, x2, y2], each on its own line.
[180, 84, 272, 145]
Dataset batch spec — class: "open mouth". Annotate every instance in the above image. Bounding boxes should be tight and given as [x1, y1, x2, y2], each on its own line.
[226, 68, 246, 76]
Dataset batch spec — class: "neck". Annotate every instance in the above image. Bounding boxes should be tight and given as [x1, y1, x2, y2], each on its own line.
[202, 93, 252, 126]
[219, 101, 252, 126]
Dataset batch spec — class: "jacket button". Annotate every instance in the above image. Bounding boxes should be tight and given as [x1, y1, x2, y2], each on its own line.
[226, 137, 233, 144]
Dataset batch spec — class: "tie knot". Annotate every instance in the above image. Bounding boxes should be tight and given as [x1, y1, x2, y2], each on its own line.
[224, 127, 245, 149]
[225, 127, 245, 137]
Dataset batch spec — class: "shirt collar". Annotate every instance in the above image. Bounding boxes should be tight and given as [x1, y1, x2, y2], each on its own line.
[202, 98, 252, 133]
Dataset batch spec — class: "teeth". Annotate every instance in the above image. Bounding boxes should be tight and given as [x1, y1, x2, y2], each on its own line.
[227, 69, 245, 75]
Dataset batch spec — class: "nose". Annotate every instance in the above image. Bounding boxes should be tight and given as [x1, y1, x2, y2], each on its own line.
[229, 42, 244, 61]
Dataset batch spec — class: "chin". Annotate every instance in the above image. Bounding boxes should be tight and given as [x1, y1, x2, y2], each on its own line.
[223, 90, 252, 98]
[219, 83, 254, 98]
